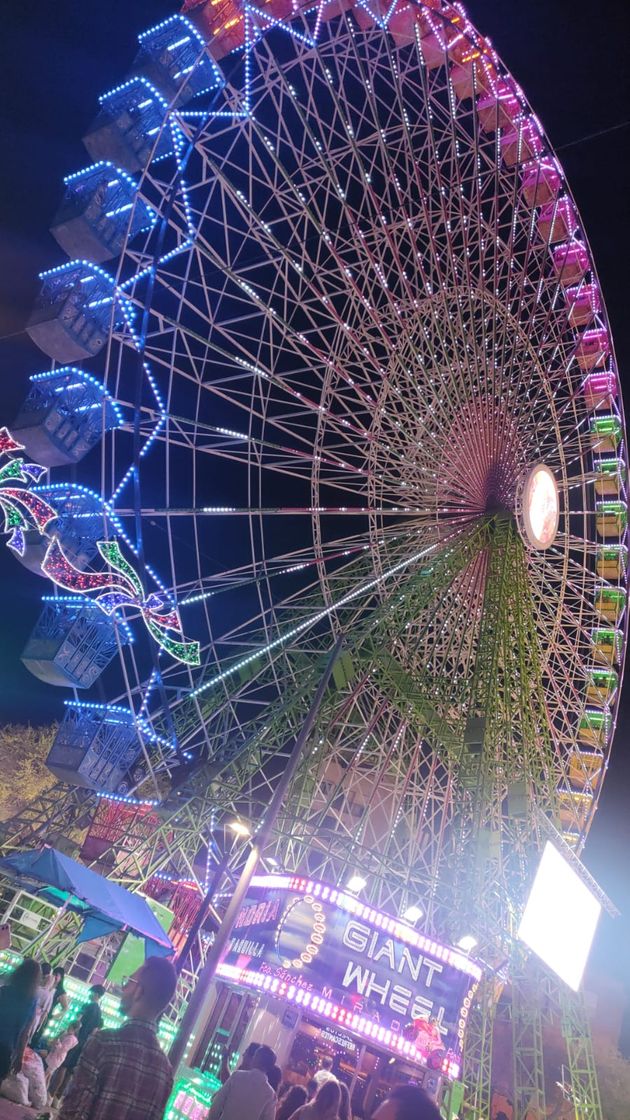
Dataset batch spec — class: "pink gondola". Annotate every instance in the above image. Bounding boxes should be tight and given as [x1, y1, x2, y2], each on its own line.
[565, 284, 601, 328]
[582, 370, 618, 411]
[353, 0, 388, 31]
[537, 198, 578, 244]
[575, 329, 610, 373]
[501, 118, 543, 166]
[552, 241, 589, 286]
[476, 81, 520, 132]
[319, 0, 356, 21]
[521, 159, 561, 207]
[389, 2, 418, 48]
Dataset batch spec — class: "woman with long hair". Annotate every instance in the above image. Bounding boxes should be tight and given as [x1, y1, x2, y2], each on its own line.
[0, 958, 41, 1080]
[338, 1081, 351, 1120]
[276, 1084, 308, 1120]
[371, 1084, 441, 1120]
[31, 963, 69, 1046]
[289, 1078, 341, 1119]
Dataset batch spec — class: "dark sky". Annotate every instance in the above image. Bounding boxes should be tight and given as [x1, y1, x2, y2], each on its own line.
[0, 0, 628, 1033]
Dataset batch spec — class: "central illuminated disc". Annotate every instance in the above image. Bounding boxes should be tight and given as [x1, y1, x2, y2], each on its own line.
[520, 465, 559, 550]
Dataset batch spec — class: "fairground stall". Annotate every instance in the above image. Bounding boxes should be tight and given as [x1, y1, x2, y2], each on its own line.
[188, 874, 481, 1118]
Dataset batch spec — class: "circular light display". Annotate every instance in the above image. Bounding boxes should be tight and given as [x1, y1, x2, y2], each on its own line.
[275, 895, 326, 970]
[520, 465, 559, 550]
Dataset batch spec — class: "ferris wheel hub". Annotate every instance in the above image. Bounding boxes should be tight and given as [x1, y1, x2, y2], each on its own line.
[518, 464, 559, 550]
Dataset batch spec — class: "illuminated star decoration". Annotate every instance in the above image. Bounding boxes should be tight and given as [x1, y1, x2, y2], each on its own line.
[43, 536, 201, 667]
[0, 427, 56, 556]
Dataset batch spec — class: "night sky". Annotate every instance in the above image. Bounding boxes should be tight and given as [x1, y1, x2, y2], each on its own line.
[0, 0, 628, 1038]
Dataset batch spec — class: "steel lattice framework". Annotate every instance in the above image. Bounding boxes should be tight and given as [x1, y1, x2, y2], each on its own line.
[1, 2, 627, 1116]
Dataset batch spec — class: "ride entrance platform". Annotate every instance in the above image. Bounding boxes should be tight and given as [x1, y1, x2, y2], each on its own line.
[186, 873, 478, 1117]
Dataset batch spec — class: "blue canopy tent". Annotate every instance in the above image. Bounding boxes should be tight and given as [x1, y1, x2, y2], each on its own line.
[0, 846, 174, 957]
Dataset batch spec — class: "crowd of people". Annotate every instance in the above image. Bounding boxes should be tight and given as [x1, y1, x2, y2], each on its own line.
[0, 958, 444, 1119]
[209, 1040, 443, 1120]
[0, 954, 177, 1119]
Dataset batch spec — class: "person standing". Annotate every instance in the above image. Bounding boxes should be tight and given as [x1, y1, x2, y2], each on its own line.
[219, 1039, 261, 1082]
[44, 1019, 79, 1084]
[50, 966, 69, 1016]
[312, 1055, 336, 1088]
[31, 962, 55, 1040]
[268, 1063, 282, 1094]
[371, 1084, 442, 1120]
[206, 1042, 278, 1120]
[238, 1041, 261, 1070]
[34, 963, 71, 1043]
[75, 983, 105, 1052]
[276, 1085, 308, 1120]
[49, 982, 105, 1100]
[338, 1081, 351, 1120]
[0, 958, 41, 1080]
[288, 1079, 341, 1120]
[57, 956, 177, 1120]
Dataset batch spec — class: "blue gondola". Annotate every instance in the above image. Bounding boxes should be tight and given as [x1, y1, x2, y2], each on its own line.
[46, 702, 145, 792]
[134, 15, 223, 104]
[21, 596, 131, 689]
[51, 162, 156, 263]
[12, 368, 122, 467]
[26, 260, 132, 363]
[83, 77, 180, 173]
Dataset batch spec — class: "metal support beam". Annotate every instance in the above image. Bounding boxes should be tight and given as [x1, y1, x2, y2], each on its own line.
[168, 635, 343, 1072]
[511, 960, 547, 1120]
[462, 974, 497, 1120]
[560, 986, 603, 1120]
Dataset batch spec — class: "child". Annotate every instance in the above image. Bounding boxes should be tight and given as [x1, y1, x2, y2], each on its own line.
[44, 1020, 79, 1084]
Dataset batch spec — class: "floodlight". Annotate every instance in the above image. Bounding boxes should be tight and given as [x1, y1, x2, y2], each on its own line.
[228, 820, 251, 838]
[456, 934, 477, 953]
[403, 905, 424, 923]
[346, 874, 367, 893]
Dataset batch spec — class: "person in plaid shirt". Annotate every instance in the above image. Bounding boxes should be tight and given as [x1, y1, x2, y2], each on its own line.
[57, 956, 177, 1120]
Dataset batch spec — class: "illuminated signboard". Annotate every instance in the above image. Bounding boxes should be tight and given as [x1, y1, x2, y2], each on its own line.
[217, 874, 481, 1080]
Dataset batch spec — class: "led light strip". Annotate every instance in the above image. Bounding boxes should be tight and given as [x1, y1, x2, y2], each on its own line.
[216, 961, 462, 1081]
[249, 873, 482, 980]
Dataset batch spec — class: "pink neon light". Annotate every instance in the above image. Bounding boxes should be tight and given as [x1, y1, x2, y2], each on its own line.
[552, 241, 589, 285]
[565, 283, 601, 328]
[249, 872, 482, 981]
[582, 371, 618, 410]
[521, 158, 562, 208]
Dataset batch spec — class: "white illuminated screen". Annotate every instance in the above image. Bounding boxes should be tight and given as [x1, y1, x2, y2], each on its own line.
[518, 842, 601, 991]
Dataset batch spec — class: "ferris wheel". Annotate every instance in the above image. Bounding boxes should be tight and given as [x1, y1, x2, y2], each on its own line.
[2, 0, 626, 1015]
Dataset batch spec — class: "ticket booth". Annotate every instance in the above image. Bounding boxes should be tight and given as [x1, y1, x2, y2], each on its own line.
[191, 873, 480, 1117]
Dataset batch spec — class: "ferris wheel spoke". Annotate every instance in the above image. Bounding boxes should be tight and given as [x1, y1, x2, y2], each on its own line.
[146, 520, 485, 724]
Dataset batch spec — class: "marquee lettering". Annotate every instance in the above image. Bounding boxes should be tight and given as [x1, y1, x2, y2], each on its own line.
[222, 884, 480, 1068]
[373, 939, 396, 970]
[342, 919, 444, 987]
[234, 898, 280, 930]
[342, 960, 370, 995]
[341, 958, 437, 1021]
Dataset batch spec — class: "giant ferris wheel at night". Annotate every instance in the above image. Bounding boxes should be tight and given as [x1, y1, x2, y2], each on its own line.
[0, 1, 626, 1116]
